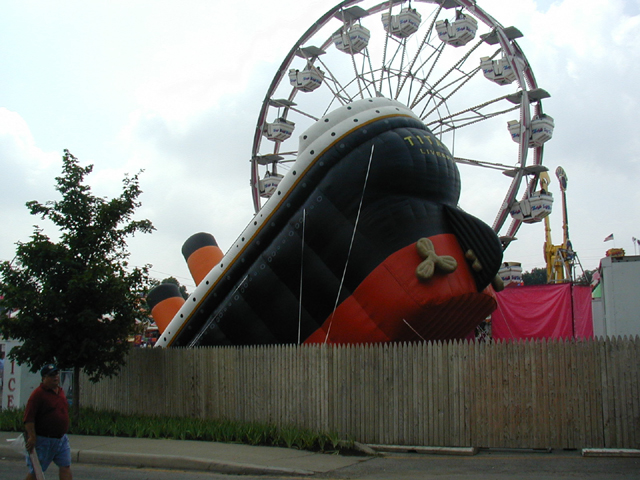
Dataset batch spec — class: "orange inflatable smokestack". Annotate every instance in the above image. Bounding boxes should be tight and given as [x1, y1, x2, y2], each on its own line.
[146, 283, 185, 334]
[182, 232, 224, 286]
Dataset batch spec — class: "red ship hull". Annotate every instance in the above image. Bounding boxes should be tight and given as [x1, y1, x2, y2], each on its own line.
[305, 234, 497, 344]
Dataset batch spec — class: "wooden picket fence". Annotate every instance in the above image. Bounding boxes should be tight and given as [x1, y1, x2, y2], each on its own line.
[81, 337, 640, 449]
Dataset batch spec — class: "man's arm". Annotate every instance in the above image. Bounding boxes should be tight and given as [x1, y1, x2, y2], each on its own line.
[24, 421, 36, 452]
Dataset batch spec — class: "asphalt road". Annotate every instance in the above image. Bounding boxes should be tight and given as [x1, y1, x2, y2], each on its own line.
[2, 449, 640, 480]
[3, 459, 266, 480]
[324, 450, 640, 480]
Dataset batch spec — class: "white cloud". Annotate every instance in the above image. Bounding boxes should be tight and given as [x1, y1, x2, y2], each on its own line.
[0, 109, 60, 260]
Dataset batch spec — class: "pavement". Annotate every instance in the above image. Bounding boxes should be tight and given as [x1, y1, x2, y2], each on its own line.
[0, 431, 371, 476]
[2, 431, 640, 477]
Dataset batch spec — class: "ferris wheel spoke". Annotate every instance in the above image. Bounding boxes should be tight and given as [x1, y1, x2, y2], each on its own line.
[393, 40, 410, 100]
[330, 74, 366, 105]
[396, 5, 443, 101]
[408, 44, 445, 110]
[350, 51, 367, 99]
[411, 37, 486, 114]
[286, 104, 321, 122]
[316, 57, 355, 104]
[362, 48, 379, 94]
[426, 93, 515, 125]
[377, 6, 393, 94]
[433, 46, 502, 94]
[453, 157, 518, 171]
[380, 36, 408, 82]
[353, 52, 381, 98]
[333, 23, 374, 100]
[429, 104, 520, 136]
[419, 66, 483, 120]
[405, 41, 443, 93]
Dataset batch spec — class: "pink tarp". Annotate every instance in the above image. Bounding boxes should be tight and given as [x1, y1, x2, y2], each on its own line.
[491, 283, 593, 340]
[572, 285, 594, 339]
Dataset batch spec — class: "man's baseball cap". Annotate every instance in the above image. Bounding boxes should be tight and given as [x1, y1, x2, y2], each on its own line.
[40, 364, 59, 377]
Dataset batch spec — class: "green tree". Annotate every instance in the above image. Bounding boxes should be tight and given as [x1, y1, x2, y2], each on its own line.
[575, 268, 595, 286]
[152, 276, 190, 300]
[0, 150, 154, 425]
[522, 267, 548, 286]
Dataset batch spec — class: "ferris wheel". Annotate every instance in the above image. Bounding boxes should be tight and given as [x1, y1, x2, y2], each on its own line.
[250, 0, 554, 249]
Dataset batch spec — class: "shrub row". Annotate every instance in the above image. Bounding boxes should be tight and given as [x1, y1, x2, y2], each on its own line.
[0, 407, 354, 453]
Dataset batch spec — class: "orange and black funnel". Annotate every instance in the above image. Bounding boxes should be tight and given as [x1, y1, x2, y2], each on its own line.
[146, 283, 185, 334]
[182, 232, 224, 286]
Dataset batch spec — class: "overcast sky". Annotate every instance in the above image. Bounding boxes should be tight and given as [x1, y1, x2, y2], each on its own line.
[2, 0, 639, 291]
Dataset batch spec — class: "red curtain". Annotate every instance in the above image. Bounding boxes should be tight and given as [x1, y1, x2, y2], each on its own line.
[491, 284, 593, 340]
[572, 285, 594, 339]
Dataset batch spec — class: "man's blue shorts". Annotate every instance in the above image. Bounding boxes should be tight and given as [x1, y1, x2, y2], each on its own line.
[25, 435, 71, 473]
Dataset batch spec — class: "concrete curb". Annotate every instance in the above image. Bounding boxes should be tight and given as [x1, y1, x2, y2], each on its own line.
[582, 448, 640, 458]
[352, 441, 378, 456]
[75, 450, 316, 476]
[368, 444, 479, 456]
[0, 445, 316, 476]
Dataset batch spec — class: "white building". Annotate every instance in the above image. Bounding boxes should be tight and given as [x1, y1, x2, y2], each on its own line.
[592, 255, 640, 338]
[0, 340, 42, 410]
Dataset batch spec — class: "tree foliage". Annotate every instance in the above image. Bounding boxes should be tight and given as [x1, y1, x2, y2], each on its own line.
[522, 267, 548, 286]
[0, 150, 155, 408]
[575, 268, 595, 286]
[152, 277, 190, 300]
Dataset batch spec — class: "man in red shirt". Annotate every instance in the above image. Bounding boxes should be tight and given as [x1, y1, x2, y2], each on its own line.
[23, 364, 72, 480]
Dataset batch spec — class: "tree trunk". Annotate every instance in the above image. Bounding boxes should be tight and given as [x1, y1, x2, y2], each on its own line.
[72, 368, 81, 429]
